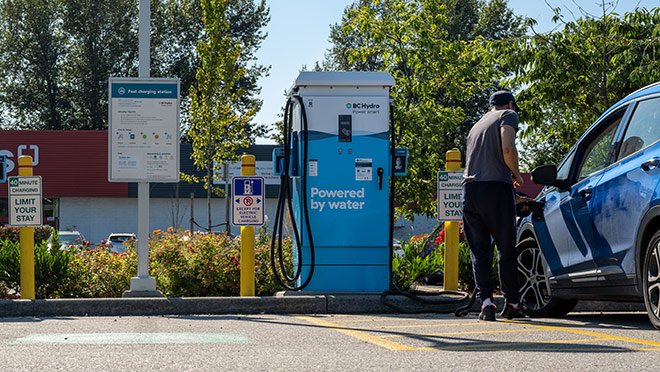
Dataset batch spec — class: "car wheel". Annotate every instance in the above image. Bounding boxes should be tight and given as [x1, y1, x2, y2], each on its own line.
[516, 237, 578, 317]
[643, 231, 660, 330]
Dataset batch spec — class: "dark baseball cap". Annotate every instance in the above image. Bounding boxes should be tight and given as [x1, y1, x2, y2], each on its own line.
[489, 90, 521, 112]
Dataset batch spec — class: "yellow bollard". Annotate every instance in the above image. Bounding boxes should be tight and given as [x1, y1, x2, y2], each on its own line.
[240, 154, 256, 297]
[443, 149, 461, 291]
[18, 156, 35, 299]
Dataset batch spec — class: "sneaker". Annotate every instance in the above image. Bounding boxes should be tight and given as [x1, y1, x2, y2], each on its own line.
[500, 303, 527, 319]
[478, 305, 496, 321]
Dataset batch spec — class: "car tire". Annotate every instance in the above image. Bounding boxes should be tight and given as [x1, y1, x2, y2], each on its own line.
[642, 231, 660, 330]
[516, 237, 578, 317]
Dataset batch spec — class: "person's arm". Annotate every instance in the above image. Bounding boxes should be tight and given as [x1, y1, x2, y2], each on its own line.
[501, 124, 523, 187]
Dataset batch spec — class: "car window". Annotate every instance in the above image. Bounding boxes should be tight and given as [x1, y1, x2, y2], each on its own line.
[59, 233, 81, 243]
[556, 149, 576, 181]
[110, 236, 132, 242]
[618, 97, 660, 160]
[575, 110, 625, 182]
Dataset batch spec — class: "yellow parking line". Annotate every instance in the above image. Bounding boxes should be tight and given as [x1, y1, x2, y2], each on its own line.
[299, 315, 660, 352]
[338, 322, 490, 330]
[297, 316, 415, 351]
[332, 317, 452, 324]
[412, 337, 608, 351]
[504, 320, 660, 349]
[381, 328, 544, 338]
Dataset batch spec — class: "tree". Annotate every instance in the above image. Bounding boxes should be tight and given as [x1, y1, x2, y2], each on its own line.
[0, 0, 67, 129]
[0, 0, 137, 130]
[506, 4, 660, 169]
[322, 0, 525, 220]
[60, 0, 138, 130]
[0, 0, 268, 134]
[152, 0, 270, 140]
[185, 0, 268, 230]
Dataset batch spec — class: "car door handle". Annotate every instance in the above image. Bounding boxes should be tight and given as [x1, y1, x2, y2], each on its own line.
[578, 188, 592, 199]
[641, 158, 660, 171]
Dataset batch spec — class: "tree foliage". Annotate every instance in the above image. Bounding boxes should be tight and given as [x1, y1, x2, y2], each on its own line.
[322, 0, 524, 220]
[0, 0, 269, 134]
[0, 0, 68, 129]
[507, 5, 660, 169]
[184, 0, 268, 229]
[61, 0, 139, 129]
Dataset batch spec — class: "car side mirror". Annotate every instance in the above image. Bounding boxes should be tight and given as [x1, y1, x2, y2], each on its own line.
[531, 164, 558, 186]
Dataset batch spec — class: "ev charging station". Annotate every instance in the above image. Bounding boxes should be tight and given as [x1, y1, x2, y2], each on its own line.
[272, 71, 405, 292]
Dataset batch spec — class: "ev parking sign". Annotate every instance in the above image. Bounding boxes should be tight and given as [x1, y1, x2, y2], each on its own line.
[232, 176, 265, 226]
[8, 176, 42, 226]
[437, 171, 463, 221]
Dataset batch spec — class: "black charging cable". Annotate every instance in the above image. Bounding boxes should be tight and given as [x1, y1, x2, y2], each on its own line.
[270, 94, 315, 290]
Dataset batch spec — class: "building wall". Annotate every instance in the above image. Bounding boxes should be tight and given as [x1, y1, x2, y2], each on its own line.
[59, 197, 280, 244]
[60, 195, 437, 245]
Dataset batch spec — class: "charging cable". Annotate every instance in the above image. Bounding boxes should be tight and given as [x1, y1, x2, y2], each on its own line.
[270, 95, 315, 290]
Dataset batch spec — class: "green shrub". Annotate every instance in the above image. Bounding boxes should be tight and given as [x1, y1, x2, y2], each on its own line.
[392, 235, 444, 291]
[0, 239, 73, 298]
[0, 226, 52, 244]
[149, 229, 287, 297]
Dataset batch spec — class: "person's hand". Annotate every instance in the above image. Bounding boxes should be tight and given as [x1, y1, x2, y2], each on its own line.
[516, 194, 534, 205]
[512, 173, 524, 188]
[516, 194, 535, 215]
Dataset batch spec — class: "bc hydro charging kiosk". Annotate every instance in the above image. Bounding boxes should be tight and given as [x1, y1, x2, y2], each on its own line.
[275, 71, 396, 292]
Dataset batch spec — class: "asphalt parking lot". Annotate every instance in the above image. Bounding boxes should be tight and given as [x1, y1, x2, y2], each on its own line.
[299, 312, 660, 352]
[1, 311, 658, 371]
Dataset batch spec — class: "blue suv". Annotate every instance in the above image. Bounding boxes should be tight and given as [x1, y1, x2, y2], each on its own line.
[517, 82, 660, 329]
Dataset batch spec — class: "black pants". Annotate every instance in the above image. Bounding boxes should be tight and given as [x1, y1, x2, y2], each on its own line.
[462, 181, 520, 304]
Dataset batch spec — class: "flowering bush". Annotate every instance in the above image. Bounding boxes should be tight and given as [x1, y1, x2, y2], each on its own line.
[64, 244, 136, 298]
[149, 229, 288, 297]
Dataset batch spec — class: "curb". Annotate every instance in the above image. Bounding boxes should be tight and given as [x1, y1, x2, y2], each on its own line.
[0, 294, 645, 317]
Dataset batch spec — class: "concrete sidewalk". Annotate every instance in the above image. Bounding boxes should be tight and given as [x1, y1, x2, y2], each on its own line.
[0, 292, 645, 317]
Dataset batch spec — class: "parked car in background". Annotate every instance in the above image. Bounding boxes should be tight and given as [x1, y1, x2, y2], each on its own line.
[46, 231, 89, 250]
[102, 233, 135, 253]
[516, 82, 660, 329]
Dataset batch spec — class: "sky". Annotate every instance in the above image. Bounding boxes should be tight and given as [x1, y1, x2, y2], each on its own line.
[253, 0, 657, 143]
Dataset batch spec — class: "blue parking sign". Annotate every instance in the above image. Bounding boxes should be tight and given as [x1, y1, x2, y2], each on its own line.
[232, 176, 265, 226]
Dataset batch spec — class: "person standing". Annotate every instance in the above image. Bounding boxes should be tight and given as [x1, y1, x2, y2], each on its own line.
[461, 90, 530, 321]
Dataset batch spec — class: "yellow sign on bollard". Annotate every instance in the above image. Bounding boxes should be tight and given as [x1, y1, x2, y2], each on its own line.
[443, 149, 461, 291]
[240, 154, 256, 297]
[17, 156, 36, 299]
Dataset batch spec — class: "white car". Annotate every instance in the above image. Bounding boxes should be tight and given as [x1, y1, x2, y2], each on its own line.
[104, 233, 135, 253]
[47, 231, 88, 250]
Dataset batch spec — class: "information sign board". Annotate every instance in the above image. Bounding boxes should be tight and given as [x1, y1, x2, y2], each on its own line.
[108, 78, 180, 182]
[437, 171, 463, 221]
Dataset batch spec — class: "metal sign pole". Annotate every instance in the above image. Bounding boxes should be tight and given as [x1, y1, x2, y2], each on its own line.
[124, 0, 160, 296]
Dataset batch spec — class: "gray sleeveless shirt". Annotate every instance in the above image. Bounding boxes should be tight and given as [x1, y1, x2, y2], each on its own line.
[462, 109, 519, 186]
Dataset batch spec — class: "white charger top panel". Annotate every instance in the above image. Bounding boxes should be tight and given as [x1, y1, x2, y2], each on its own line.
[289, 71, 395, 94]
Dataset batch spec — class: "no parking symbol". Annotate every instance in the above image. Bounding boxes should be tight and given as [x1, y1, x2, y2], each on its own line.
[243, 197, 253, 206]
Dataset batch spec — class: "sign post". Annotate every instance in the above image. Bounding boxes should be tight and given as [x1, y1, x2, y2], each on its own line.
[232, 155, 265, 297]
[110, 0, 177, 297]
[438, 150, 462, 291]
[9, 156, 41, 299]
